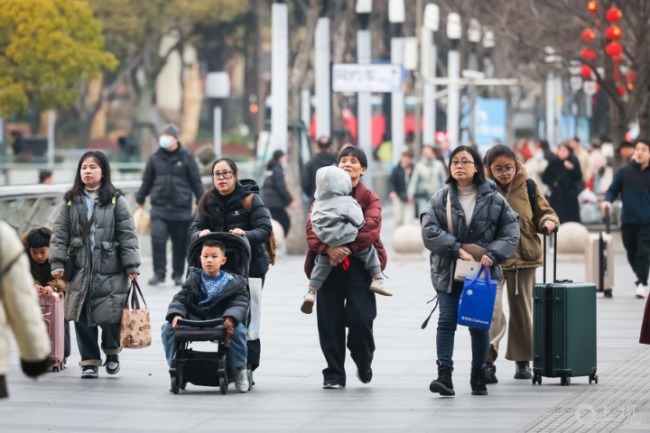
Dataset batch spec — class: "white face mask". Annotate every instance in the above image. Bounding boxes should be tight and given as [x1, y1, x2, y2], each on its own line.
[159, 136, 174, 149]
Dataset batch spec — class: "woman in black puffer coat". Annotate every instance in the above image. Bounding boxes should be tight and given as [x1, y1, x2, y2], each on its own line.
[189, 157, 273, 373]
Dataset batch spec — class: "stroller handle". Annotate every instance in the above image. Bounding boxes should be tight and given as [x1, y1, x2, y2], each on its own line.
[177, 318, 224, 328]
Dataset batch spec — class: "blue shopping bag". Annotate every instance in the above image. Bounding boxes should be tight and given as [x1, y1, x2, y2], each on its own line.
[457, 266, 497, 330]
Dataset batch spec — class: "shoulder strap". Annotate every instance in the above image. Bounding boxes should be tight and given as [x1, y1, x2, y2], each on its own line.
[526, 178, 537, 216]
[243, 193, 254, 212]
[446, 190, 453, 235]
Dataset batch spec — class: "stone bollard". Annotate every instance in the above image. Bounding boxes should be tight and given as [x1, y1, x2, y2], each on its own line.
[556, 222, 589, 261]
[391, 223, 425, 260]
[271, 219, 285, 260]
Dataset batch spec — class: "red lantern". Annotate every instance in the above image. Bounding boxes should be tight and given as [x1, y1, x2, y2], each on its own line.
[580, 65, 593, 79]
[580, 48, 597, 61]
[605, 42, 623, 57]
[627, 70, 636, 82]
[587, 1, 598, 14]
[605, 25, 623, 40]
[606, 6, 623, 22]
[581, 28, 596, 43]
[617, 85, 626, 96]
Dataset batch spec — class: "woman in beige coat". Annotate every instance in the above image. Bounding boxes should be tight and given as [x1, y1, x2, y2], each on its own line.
[0, 220, 51, 398]
[483, 145, 560, 383]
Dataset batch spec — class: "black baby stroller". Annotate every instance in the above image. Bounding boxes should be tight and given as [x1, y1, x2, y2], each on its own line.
[169, 232, 252, 395]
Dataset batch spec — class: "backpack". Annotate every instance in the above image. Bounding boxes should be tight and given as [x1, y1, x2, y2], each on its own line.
[242, 193, 277, 266]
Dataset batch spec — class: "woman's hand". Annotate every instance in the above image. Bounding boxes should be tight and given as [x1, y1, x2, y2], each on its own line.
[458, 248, 474, 261]
[326, 246, 351, 266]
[480, 255, 494, 267]
[171, 316, 182, 329]
[229, 228, 245, 237]
[128, 273, 138, 281]
[51, 270, 64, 280]
[199, 229, 211, 237]
[543, 220, 556, 234]
[564, 160, 575, 170]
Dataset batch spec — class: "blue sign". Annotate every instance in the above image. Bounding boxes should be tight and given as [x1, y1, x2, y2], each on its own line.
[461, 98, 507, 154]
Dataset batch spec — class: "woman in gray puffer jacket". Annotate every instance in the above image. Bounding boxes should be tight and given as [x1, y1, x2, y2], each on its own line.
[50, 151, 141, 379]
[421, 146, 519, 398]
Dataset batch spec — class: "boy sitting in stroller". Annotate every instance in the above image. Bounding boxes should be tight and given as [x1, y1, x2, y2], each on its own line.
[161, 239, 250, 393]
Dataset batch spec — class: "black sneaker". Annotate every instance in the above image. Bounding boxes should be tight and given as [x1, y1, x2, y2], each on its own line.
[148, 275, 164, 286]
[484, 363, 498, 384]
[172, 275, 184, 286]
[81, 366, 98, 379]
[356, 366, 373, 384]
[104, 355, 120, 375]
[514, 361, 532, 380]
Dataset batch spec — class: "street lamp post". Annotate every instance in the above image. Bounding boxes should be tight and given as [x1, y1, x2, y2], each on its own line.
[421, 4, 439, 147]
[446, 13, 461, 148]
[467, 18, 481, 143]
[545, 46, 559, 145]
[389, 0, 405, 166]
[271, 0, 288, 153]
[315, 15, 331, 139]
[356, 0, 372, 160]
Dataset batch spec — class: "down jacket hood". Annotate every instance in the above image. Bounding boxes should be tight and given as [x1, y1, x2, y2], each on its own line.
[314, 166, 352, 200]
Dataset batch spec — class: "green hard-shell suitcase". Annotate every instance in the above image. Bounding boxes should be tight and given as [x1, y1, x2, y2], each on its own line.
[532, 232, 598, 386]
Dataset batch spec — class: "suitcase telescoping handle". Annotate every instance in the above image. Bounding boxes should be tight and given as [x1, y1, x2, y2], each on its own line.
[603, 208, 610, 234]
[541, 230, 558, 284]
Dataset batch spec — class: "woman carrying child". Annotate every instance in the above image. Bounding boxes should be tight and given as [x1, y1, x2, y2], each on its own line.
[304, 146, 387, 389]
[50, 151, 141, 379]
[301, 165, 392, 315]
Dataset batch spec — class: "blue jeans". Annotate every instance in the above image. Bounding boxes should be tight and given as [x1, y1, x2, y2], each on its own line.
[436, 283, 489, 370]
[161, 321, 248, 370]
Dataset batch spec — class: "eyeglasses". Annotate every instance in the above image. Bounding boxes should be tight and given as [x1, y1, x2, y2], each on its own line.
[451, 160, 475, 167]
[492, 166, 516, 175]
[212, 170, 234, 179]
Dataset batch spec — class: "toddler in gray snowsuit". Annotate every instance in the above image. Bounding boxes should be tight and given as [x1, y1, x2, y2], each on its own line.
[301, 166, 392, 314]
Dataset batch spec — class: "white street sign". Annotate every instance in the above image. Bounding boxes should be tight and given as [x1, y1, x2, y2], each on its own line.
[332, 63, 402, 93]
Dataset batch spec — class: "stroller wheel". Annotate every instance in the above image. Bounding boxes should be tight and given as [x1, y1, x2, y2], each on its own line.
[219, 377, 228, 395]
[170, 376, 180, 394]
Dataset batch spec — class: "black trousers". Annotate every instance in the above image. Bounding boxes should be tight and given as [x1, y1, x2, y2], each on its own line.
[75, 306, 120, 366]
[151, 219, 190, 279]
[621, 223, 650, 286]
[316, 258, 376, 385]
[269, 207, 290, 236]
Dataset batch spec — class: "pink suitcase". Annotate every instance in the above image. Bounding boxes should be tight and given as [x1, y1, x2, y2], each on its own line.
[40, 292, 65, 372]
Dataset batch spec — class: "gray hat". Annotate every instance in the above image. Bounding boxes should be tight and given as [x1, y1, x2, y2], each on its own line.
[161, 124, 179, 139]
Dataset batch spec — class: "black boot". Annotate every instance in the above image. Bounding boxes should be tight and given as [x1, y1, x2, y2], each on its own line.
[429, 365, 455, 396]
[514, 361, 532, 379]
[470, 368, 488, 396]
[484, 362, 498, 384]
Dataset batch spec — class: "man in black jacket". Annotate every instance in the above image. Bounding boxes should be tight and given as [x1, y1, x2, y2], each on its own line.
[602, 138, 650, 299]
[301, 136, 337, 205]
[136, 124, 204, 286]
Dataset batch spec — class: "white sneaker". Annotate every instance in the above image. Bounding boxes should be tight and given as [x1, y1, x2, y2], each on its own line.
[369, 279, 393, 296]
[635, 284, 647, 299]
[234, 368, 249, 393]
[301, 289, 317, 314]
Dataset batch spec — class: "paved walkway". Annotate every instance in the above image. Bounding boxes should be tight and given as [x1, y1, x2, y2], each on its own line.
[1, 220, 649, 432]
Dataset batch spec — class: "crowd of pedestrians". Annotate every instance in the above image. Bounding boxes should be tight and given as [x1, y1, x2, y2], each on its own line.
[1, 128, 649, 402]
